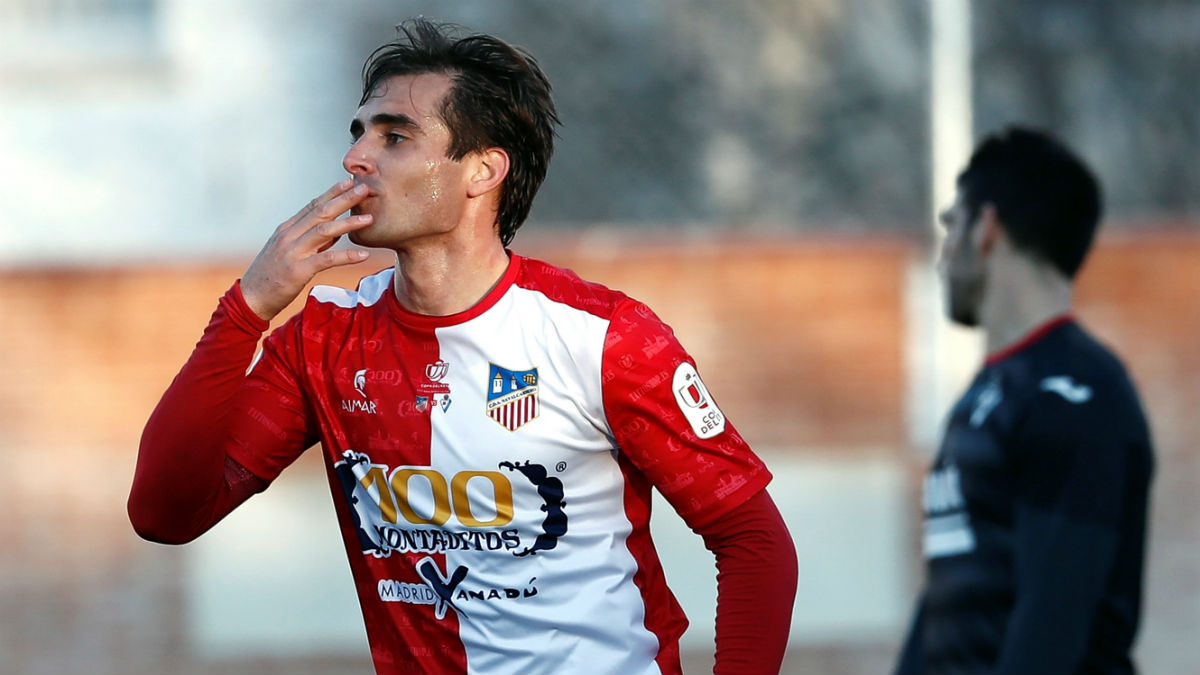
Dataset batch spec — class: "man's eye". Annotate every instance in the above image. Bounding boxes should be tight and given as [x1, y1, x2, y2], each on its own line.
[384, 133, 406, 146]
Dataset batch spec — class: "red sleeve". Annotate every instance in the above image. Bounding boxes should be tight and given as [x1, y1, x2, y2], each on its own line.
[601, 299, 772, 529]
[696, 489, 798, 675]
[127, 281, 280, 544]
[222, 302, 321, 482]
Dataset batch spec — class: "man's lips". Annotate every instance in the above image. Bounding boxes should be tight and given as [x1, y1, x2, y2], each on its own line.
[350, 192, 377, 216]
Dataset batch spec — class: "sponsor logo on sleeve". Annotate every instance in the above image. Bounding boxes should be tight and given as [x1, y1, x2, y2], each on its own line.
[672, 362, 725, 439]
[1040, 375, 1093, 403]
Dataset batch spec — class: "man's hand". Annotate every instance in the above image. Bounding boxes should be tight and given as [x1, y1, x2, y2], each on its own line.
[241, 179, 373, 321]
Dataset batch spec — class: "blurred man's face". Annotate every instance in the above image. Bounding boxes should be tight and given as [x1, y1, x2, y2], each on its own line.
[937, 189, 987, 327]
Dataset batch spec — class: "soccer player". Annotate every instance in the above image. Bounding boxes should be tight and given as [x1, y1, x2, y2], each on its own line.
[128, 18, 797, 675]
[895, 127, 1155, 674]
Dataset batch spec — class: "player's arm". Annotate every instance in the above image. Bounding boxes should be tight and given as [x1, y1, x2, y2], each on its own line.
[127, 180, 370, 543]
[893, 595, 927, 675]
[994, 386, 1130, 673]
[128, 281, 273, 543]
[694, 489, 798, 674]
[128, 282, 324, 543]
[601, 300, 797, 674]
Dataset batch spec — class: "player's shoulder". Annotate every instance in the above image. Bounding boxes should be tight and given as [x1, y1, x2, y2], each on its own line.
[1012, 320, 1145, 418]
[1036, 321, 1135, 388]
[513, 254, 642, 321]
[1008, 322, 1152, 462]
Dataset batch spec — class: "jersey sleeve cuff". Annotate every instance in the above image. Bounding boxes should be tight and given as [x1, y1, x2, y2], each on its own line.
[224, 279, 272, 335]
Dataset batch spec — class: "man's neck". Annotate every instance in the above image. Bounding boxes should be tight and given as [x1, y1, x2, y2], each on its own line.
[981, 255, 1074, 357]
[391, 238, 511, 317]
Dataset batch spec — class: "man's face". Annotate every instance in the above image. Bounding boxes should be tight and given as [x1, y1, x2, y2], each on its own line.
[342, 73, 471, 248]
[937, 189, 987, 327]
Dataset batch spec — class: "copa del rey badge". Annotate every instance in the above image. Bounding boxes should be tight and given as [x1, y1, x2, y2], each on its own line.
[486, 363, 540, 431]
[673, 362, 726, 439]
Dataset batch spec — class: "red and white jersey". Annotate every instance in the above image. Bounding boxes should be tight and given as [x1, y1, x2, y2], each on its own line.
[225, 254, 772, 675]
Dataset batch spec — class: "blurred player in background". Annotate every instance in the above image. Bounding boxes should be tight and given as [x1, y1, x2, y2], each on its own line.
[896, 127, 1154, 674]
[128, 17, 797, 675]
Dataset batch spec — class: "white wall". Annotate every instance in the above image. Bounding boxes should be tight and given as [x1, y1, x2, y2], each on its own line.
[0, 0, 362, 265]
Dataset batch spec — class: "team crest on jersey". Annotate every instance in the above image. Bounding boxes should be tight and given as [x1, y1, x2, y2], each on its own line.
[672, 362, 725, 439]
[486, 364, 539, 431]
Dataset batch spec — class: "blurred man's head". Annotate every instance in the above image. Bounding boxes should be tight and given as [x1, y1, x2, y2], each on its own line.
[957, 127, 1102, 280]
[939, 127, 1102, 326]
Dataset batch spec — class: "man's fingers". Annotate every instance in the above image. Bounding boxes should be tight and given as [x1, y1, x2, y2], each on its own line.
[302, 213, 373, 250]
[317, 236, 338, 254]
[305, 182, 370, 224]
[309, 247, 371, 275]
[279, 178, 357, 231]
[243, 181, 371, 320]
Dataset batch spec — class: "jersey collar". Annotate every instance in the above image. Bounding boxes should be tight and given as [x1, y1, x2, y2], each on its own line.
[984, 313, 1074, 367]
[385, 252, 522, 329]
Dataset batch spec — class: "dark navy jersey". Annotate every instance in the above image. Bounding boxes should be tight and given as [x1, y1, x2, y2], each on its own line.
[896, 316, 1154, 675]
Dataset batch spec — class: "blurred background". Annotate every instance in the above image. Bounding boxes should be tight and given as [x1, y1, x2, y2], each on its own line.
[0, 0, 1197, 673]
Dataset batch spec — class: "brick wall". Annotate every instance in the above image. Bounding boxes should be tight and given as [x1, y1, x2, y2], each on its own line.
[0, 230, 1195, 673]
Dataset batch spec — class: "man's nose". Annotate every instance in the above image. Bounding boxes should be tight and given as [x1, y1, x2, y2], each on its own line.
[343, 141, 372, 176]
[935, 238, 951, 276]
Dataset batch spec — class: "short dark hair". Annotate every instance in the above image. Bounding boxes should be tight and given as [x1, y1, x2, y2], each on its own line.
[360, 18, 560, 246]
[958, 126, 1102, 279]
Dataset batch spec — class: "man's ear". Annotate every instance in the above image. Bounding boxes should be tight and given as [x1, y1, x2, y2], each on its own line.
[466, 148, 510, 198]
[975, 202, 1003, 256]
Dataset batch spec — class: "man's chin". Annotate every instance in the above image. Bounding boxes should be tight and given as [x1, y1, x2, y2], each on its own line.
[943, 290, 980, 327]
[946, 301, 980, 327]
[944, 278, 984, 328]
[347, 229, 378, 248]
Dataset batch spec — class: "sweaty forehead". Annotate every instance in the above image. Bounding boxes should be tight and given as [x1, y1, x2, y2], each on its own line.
[360, 73, 454, 121]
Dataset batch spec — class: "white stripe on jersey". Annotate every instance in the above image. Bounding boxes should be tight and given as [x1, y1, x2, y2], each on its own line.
[431, 286, 661, 675]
